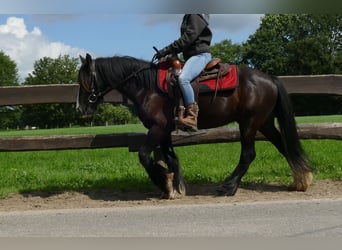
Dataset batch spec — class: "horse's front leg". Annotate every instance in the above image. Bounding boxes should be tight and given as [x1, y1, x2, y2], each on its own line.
[138, 126, 175, 197]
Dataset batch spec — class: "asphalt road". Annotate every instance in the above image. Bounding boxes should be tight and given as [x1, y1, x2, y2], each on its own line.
[0, 199, 342, 237]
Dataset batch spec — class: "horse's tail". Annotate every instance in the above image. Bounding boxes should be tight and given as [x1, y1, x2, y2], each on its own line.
[272, 76, 313, 191]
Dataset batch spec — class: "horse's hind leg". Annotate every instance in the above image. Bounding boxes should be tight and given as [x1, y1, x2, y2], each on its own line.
[218, 122, 257, 196]
[259, 118, 313, 191]
[259, 117, 286, 155]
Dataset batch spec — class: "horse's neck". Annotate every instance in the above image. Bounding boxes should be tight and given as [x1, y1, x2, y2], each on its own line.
[118, 65, 156, 106]
[98, 58, 155, 105]
[115, 71, 149, 106]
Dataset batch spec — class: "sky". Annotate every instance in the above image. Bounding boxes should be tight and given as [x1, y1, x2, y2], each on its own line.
[0, 0, 269, 82]
[0, 14, 264, 82]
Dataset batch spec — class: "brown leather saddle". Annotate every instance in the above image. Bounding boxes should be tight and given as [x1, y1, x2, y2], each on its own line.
[167, 57, 231, 84]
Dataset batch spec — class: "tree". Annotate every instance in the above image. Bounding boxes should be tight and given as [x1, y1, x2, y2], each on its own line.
[243, 14, 341, 75]
[242, 14, 342, 115]
[21, 55, 80, 128]
[93, 104, 137, 126]
[210, 39, 244, 65]
[0, 51, 21, 129]
[0, 51, 19, 86]
[25, 55, 78, 85]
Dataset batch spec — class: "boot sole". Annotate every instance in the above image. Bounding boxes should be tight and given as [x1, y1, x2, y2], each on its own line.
[175, 120, 198, 132]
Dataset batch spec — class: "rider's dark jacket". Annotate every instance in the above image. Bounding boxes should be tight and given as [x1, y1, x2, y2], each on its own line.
[160, 14, 212, 61]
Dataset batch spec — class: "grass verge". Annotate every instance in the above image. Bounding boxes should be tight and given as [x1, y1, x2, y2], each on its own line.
[0, 115, 341, 198]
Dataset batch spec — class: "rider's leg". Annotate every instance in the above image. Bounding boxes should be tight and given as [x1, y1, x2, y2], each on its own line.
[178, 53, 211, 130]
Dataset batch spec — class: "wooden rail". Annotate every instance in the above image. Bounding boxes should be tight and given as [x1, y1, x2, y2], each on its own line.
[0, 123, 341, 152]
[0, 84, 125, 106]
[0, 75, 341, 106]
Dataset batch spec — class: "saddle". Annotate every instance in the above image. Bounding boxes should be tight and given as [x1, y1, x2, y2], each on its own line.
[199, 58, 231, 82]
[158, 57, 238, 94]
[167, 57, 231, 84]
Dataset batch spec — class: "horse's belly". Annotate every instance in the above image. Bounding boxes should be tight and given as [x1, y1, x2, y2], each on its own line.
[197, 97, 235, 129]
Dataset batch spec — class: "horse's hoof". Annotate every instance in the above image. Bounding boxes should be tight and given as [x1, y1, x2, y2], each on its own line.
[160, 189, 184, 200]
[290, 171, 313, 191]
[160, 191, 173, 199]
[217, 183, 238, 196]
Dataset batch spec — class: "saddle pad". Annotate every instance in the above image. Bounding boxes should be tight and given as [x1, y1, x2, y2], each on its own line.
[198, 65, 238, 93]
[158, 62, 172, 92]
[158, 63, 238, 93]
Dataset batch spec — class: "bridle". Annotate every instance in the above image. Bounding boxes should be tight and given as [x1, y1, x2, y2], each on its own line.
[81, 59, 151, 104]
[82, 60, 112, 104]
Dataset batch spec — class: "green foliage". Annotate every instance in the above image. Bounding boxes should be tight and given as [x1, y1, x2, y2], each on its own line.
[243, 14, 341, 75]
[0, 106, 22, 129]
[242, 14, 342, 115]
[25, 55, 78, 85]
[0, 51, 19, 86]
[93, 104, 139, 125]
[21, 55, 80, 128]
[0, 51, 20, 129]
[210, 39, 244, 65]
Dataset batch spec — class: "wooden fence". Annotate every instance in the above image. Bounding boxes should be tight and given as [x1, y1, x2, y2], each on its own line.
[1, 75, 341, 106]
[0, 75, 341, 152]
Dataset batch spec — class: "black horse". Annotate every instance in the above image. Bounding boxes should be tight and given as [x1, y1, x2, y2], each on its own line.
[77, 53, 313, 198]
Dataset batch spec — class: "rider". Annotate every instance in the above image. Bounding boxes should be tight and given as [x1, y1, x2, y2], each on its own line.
[153, 14, 212, 131]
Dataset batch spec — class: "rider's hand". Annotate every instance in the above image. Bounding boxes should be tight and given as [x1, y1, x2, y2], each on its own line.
[152, 53, 160, 62]
[153, 47, 170, 61]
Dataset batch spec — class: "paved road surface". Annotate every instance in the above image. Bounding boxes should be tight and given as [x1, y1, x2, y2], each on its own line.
[0, 199, 342, 237]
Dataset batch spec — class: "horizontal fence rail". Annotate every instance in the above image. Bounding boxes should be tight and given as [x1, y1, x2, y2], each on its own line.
[0, 84, 125, 106]
[0, 123, 341, 152]
[0, 75, 341, 106]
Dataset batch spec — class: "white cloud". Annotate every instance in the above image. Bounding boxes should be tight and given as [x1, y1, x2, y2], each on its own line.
[0, 16, 86, 83]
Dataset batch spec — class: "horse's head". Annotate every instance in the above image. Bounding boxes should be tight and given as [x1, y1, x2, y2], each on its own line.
[77, 53, 104, 116]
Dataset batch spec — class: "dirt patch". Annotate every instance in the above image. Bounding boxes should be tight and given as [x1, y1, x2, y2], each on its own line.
[0, 180, 341, 212]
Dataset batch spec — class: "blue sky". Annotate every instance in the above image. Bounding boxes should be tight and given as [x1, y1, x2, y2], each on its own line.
[0, 14, 263, 81]
[0, 0, 266, 81]
[22, 14, 262, 56]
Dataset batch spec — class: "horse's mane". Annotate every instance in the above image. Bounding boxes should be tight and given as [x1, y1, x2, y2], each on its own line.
[95, 56, 157, 90]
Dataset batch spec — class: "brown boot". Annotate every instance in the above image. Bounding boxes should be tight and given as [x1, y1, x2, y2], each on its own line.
[179, 103, 199, 131]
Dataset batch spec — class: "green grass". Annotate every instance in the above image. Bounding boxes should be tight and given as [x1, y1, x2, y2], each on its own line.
[0, 123, 147, 137]
[295, 115, 342, 124]
[0, 115, 341, 198]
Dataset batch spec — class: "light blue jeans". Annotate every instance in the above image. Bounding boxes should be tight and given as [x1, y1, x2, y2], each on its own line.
[178, 52, 212, 106]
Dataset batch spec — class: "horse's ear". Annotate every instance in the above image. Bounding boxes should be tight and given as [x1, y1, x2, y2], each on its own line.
[86, 53, 92, 65]
[80, 55, 85, 64]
